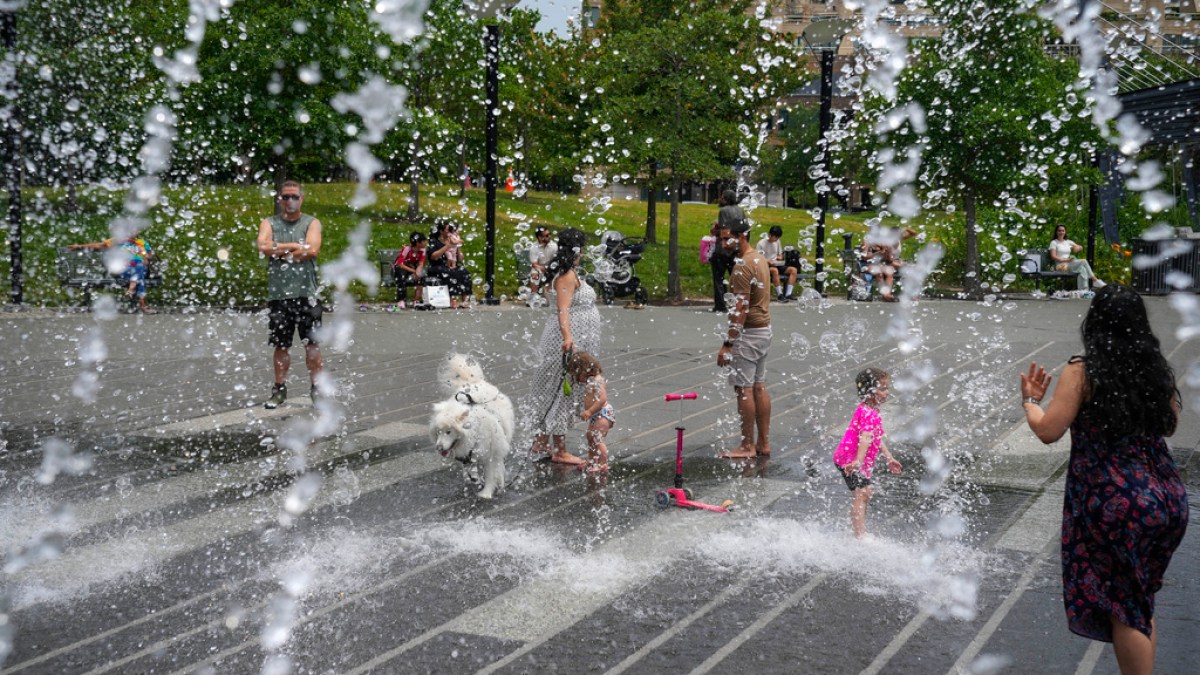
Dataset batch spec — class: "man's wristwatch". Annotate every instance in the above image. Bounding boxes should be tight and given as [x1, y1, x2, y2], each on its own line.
[1023, 397, 1041, 405]
[722, 340, 734, 349]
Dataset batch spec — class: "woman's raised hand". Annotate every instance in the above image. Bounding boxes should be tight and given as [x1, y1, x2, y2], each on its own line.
[1021, 362, 1051, 401]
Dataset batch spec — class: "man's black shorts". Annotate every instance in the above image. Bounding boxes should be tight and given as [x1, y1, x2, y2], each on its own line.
[268, 298, 322, 348]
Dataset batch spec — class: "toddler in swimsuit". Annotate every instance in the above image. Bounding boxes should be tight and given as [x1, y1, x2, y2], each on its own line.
[569, 351, 614, 473]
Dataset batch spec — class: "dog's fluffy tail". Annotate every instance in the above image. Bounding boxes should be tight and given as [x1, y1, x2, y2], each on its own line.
[439, 353, 485, 395]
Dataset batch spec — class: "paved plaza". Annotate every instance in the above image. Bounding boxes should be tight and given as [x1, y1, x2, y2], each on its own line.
[0, 296, 1197, 674]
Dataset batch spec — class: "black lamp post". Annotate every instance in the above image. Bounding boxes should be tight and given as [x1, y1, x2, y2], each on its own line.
[471, 0, 519, 305]
[2, 10, 21, 305]
[800, 19, 853, 297]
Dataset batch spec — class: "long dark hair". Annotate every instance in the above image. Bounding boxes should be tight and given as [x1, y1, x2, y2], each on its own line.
[1080, 284, 1177, 437]
[549, 228, 586, 281]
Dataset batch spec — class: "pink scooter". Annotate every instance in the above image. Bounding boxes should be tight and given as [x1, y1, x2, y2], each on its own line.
[654, 392, 734, 513]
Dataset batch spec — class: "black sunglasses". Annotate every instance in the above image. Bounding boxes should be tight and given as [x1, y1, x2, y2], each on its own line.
[278, 194, 301, 201]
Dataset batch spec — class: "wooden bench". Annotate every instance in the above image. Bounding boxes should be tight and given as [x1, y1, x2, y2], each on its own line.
[1017, 250, 1076, 294]
[56, 246, 163, 306]
[376, 248, 445, 306]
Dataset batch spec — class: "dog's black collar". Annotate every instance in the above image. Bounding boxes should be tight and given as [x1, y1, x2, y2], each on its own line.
[455, 391, 476, 405]
[457, 449, 474, 465]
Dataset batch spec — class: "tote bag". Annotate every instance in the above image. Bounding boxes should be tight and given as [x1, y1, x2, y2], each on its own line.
[425, 284, 451, 308]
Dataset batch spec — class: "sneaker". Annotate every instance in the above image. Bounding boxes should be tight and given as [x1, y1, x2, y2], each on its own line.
[1081, 290, 1095, 299]
[1093, 279, 1106, 288]
[397, 300, 407, 310]
[264, 384, 287, 409]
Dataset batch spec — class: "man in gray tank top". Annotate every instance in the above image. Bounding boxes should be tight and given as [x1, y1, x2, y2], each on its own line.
[255, 180, 324, 408]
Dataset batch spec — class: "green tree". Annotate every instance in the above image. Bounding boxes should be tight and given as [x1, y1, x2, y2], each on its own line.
[861, 0, 1100, 297]
[380, 0, 487, 220]
[586, 0, 799, 300]
[501, 13, 591, 195]
[382, 5, 578, 221]
[760, 104, 821, 208]
[174, 0, 391, 185]
[12, 0, 170, 200]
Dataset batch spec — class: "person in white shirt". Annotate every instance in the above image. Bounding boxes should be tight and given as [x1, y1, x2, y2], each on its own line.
[1049, 224, 1105, 292]
[755, 225, 799, 302]
[528, 226, 558, 299]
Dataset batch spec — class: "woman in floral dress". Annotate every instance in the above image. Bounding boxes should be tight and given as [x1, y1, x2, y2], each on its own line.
[1020, 285, 1188, 675]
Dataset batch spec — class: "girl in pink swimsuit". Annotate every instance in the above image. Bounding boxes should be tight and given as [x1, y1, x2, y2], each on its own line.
[833, 367, 902, 538]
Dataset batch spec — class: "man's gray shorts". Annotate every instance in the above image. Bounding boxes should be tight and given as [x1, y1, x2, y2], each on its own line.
[728, 327, 772, 388]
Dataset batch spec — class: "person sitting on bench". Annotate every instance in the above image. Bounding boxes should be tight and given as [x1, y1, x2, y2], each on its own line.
[756, 225, 799, 302]
[1049, 225, 1106, 292]
[392, 232, 427, 309]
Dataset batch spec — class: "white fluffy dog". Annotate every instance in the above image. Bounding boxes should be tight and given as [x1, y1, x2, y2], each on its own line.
[429, 354, 514, 499]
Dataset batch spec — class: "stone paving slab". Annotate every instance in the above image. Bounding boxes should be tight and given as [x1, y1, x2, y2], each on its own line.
[0, 297, 1196, 674]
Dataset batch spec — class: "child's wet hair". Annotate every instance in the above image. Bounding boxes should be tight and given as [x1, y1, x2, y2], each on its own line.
[855, 367, 889, 402]
[568, 351, 603, 381]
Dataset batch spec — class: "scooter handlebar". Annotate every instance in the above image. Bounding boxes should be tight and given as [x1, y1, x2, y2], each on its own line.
[664, 392, 698, 401]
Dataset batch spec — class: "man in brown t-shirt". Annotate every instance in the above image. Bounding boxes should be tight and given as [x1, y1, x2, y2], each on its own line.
[715, 218, 772, 460]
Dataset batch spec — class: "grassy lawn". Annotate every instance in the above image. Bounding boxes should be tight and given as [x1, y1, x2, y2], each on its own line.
[2, 182, 888, 307]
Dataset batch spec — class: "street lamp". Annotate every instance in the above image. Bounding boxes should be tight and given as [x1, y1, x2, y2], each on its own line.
[2, 9, 21, 305]
[466, 0, 519, 305]
[800, 18, 853, 297]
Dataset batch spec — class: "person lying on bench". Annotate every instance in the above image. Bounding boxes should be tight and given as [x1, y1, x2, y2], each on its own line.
[68, 234, 155, 312]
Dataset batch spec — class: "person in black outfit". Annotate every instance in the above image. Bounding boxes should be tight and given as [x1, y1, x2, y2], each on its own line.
[709, 189, 744, 312]
[427, 220, 473, 308]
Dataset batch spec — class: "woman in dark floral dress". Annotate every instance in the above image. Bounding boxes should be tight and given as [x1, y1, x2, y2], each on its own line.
[1020, 285, 1188, 675]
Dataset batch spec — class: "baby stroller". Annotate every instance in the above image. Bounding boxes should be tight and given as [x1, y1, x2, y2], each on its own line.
[592, 230, 649, 305]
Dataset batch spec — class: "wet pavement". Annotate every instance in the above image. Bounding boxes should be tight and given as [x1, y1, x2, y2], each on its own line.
[1, 295, 1197, 674]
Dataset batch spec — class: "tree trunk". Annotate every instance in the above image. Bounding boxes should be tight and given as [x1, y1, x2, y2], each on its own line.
[667, 175, 681, 301]
[64, 159, 77, 213]
[406, 132, 422, 221]
[459, 137, 468, 199]
[272, 161, 288, 216]
[963, 186, 981, 298]
[407, 170, 421, 222]
[645, 161, 658, 244]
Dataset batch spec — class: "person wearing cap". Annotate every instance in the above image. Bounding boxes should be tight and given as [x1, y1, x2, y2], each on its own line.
[708, 189, 744, 313]
[715, 216, 772, 461]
